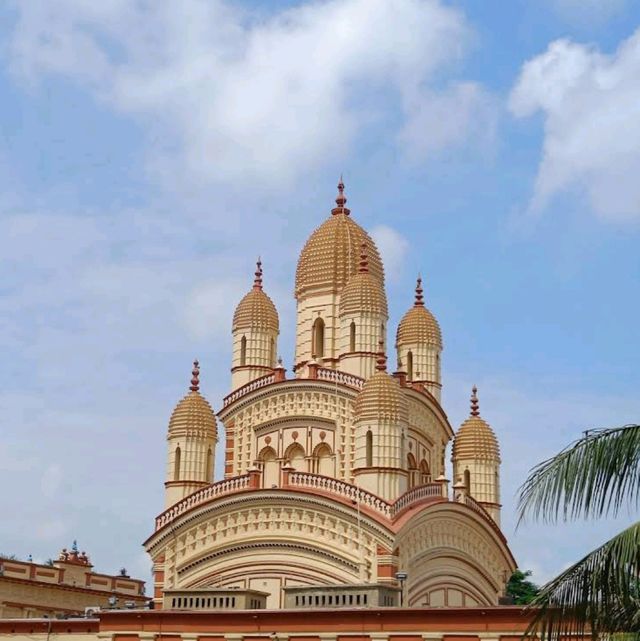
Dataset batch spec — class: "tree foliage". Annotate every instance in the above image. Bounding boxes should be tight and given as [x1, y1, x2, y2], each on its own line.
[506, 569, 539, 605]
[518, 424, 640, 640]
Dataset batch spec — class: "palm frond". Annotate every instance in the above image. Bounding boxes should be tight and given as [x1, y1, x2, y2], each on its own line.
[526, 521, 640, 640]
[518, 424, 640, 524]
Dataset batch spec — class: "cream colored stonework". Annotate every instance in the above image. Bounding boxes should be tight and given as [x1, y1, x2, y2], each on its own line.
[150, 181, 514, 610]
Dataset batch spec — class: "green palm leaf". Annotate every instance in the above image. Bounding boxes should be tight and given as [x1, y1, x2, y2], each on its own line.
[526, 521, 640, 640]
[518, 424, 640, 524]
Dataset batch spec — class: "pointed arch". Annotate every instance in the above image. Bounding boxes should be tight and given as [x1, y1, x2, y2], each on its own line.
[259, 445, 278, 489]
[365, 430, 373, 467]
[240, 335, 247, 366]
[420, 459, 431, 484]
[285, 443, 306, 472]
[464, 468, 471, 492]
[312, 317, 325, 358]
[349, 321, 356, 352]
[313, 442, 334, 476]
[407, 350, 414, 381]
[206, 447, 213, 482]
[173, 446, 181, 481]
[269, 337, 275, 367]
[407, 453, 418, 488]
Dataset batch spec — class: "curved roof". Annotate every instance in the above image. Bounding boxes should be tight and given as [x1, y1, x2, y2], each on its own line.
[354, 353, 408, 422]
[295, 180, 384, 299]
[396, 276, 442, 349]
[233, 259, 279, 333]
[339, 244, 388, 317]
[452, 387, 500, 462]
[168, 361, 217, 439]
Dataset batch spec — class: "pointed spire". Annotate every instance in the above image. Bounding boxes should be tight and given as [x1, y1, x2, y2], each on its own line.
[414, 274, 424, 307]
[332, 175, 351, 215]
[375, 339, 387, 372]
[253, 257, 263, 290]
[470, 385, 480, 417]
[190, 359, 200, 392]
[359, 241, 369, 273]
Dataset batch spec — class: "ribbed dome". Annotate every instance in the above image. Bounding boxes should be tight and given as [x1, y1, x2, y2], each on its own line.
[396, 277, 442, 349]
[295, 180, 384, 299]
[452, 387, 500, 462]
[233, 260, 279, 333]
[168, 361, 217, 438]
[354, 354, 408, 422]
[339, 244, 388, 317]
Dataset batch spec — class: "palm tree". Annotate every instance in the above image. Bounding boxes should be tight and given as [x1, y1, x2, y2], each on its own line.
[518, 424, 640, 640]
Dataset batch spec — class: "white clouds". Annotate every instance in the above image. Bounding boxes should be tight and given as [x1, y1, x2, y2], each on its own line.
[509, 30, 640, 222]
[370, 225, 409, 281]
[8, 0, 486, 187]
[399, 82, 498, 160]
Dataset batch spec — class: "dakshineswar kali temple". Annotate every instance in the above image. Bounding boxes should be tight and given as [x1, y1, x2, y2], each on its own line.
[143, 179, 516, 611]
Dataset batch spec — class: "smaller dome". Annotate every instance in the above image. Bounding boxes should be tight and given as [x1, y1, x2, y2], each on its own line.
[354, 351, 408, 422]
[396, 276, 442, 349]
[168, 360, 217, 438]
[452, 386, 500, 462]
[233, 259, 279, 333]
[340, 243, 388, 317]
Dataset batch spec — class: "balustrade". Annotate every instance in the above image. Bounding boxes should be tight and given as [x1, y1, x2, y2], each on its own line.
[316, 368, 364, 390]
[155, 474, 251, 530]
[222, 373, 276, 407]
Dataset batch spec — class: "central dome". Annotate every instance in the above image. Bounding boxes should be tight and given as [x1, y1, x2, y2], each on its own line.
[295, 180, 384, 300]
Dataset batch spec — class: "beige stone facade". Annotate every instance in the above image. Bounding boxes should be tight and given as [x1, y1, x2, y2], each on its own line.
[0, 547, 145, 619]
[147, 180, 515, 611]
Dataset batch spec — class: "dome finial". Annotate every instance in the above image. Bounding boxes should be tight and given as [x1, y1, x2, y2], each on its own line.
[414, 274, 424, 307]
[359, 241, 369, 273]
[376, 339, 387, 372]
[470, 385, 480, 417]
[190, 359, 200, 392]
[253, 257, 263, 290]
[332, 175, 350, 215]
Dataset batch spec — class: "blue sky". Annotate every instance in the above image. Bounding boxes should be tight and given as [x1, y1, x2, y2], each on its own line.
[1, 0, 639, 585]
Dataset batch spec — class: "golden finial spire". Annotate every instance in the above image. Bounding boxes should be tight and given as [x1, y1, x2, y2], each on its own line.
[332, 175, 350, 215]
[359, 241, 369, 273]
[375, 339, 387, 372]
[414, 274, 424, 307]
[470, 385, 480, 417]
[253, 257, 263, 290]
[190, 359, 200, 392]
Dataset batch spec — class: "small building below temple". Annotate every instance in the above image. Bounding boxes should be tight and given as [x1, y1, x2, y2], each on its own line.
[0, 543, 146, 619]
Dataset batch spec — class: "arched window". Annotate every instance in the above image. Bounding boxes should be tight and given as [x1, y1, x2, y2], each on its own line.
[380, 324, 385, 348]
[312, 318, 325, 358]
[270, 338, 275, 366]
[206, 447, 213, 481]
[464, 468, 471, 492]
[173, 446, 181, 481]
[240, 335, 247, 366]
[285, 443, 306, 471]
[407, 453, 418, 488]
[259, 446, 278, 488]
[313, 443, 334, 476]
[365, 430, 373, 467]
[407, 351, 414, 381]
[420, 459, 431, 484]
[349, 321, 356, 352]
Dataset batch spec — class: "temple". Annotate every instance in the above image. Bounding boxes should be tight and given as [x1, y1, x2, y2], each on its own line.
[145, 179, 516, 610]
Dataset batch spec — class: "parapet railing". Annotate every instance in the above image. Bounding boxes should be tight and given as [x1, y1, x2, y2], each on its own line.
[390, 483, 443, 518]
[287, 471, 392, 518]
[462, 494, 503, 537]
[222, 373, 276, 407]
[316, 368, 365, 390]
[155, 474, 251, 530]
